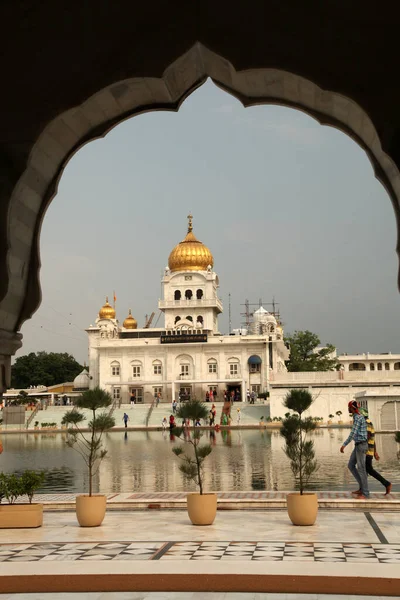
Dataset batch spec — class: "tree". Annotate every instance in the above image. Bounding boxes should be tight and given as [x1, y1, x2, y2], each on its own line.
[172, 400, 213, 495]
[284, 330, 338, 372]
[62, 388, 115, 496]
[280, 389, 319, 494]
[11, 352, 83, 388]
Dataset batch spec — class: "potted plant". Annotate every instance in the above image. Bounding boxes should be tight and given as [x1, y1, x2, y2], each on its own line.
[259, 416, 265, 427]
[328, 414, 334, 425]
[34, 420, 39, 430]
[280, 389, 319, 526]
[172, 399, 216, 525]
[62, 387, 115, 527]
[336, 410, 343, 424]
[0, 470, 45, 528]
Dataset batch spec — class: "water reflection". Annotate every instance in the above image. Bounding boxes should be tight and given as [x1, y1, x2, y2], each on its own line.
[0, 429, 398, 494]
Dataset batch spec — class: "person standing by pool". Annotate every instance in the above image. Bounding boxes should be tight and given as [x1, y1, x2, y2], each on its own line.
[130, 392, 135, 408]
[169, 414, 176, 431]
[162, 416, 168, 431]
[357, 407, 392, 495]
[123, 413, 129, 428]
[236, 408, 241, 425]
[340, 400, 369, 499]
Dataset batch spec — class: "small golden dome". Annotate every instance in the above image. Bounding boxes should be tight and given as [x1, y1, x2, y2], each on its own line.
[123, 309, 137, 329]
[168, 214, 213, 272]
[98, 297, 116, 320]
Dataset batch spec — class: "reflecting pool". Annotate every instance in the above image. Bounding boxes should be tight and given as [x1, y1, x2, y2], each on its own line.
[1, 428, 399, 494]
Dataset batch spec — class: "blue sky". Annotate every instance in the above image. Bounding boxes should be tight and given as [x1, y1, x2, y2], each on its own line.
[18, 80, 400, 363]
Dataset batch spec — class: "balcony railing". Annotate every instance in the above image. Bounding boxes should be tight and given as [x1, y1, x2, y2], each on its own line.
[159, 298, 223, 311]
[177, 373, 191, 380]
[225, 371, 241, 379]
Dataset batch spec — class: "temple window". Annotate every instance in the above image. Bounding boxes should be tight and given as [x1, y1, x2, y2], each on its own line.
[208, 359, 217, 374]
[153, 360, 162, 375]
[385, 362, 390, 370]
[111, 361, 120, 376]
[377, 362, 382, 371]
[196, 289, 203, 299]
[175, 316, 181, 324]
[185, 289, 193, 300]
[174, 290, 181, 300]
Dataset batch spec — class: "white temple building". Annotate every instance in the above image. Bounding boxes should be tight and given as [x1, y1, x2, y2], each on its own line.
[87, 214, 289, 404]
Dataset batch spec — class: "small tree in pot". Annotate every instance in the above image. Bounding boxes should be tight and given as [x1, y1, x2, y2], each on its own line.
[280, 389, 319, 526]
[62, 387, 115, 527]
[172, 399, 216, 525]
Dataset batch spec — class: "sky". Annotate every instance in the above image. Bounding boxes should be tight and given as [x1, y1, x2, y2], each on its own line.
[17, 80, 400, 364]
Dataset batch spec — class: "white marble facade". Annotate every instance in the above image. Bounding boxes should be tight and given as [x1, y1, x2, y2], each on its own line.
[87, 218, 289, 404]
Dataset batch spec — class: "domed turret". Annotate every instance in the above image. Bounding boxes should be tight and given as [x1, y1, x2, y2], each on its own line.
[168, 214, 213, 272]
[73, 368, 90, 391]
[251, 306, 277, 334]
[123, 309, 137, 329]
[98, 297, 116, 320]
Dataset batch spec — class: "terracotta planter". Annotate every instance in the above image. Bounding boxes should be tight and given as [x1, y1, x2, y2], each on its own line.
[0, 504, 43, 528]
[286, 492, 318, 526]
[338, 420, 344, 425]
[187, 493, 217, 526]
[327, 420, 333, 425]
[76, 494, 107, 527]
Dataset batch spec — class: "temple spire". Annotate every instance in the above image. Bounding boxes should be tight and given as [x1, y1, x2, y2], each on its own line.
[187, 213, 193, 233]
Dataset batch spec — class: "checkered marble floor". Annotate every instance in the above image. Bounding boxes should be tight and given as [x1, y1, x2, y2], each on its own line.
[1, 541, 400, 563]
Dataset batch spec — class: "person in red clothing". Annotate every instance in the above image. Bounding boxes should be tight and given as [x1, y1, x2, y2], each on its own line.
[169, 414, 176, 432]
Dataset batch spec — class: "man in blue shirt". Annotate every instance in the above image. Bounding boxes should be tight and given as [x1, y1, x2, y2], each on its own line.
[340, 400, 369, 499]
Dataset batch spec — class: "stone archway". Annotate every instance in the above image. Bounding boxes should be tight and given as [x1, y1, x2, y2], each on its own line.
[2, 43, 400, 391]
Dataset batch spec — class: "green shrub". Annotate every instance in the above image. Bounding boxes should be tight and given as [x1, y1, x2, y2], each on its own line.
[280, 389, 318, 495]
[172, 399, 212, 495]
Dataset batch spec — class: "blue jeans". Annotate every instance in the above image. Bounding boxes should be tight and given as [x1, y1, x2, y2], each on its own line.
[348, 442, 369, 497]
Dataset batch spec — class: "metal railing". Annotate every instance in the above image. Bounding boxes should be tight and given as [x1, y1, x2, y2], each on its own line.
[145, 397, 156, 427]
[26, 404, 40, 429]
[108, 399, 118, 418]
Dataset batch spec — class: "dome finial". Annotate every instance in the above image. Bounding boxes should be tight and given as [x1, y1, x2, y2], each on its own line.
[187, 213, 193, 233]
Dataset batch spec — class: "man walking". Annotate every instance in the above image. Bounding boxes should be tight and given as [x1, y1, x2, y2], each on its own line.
[340, 400, 370, 499]
[357, 408, 392, 495]
[123, 412, 129, 428]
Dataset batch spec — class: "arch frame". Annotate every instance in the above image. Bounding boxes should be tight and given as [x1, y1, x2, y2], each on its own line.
[2, 43, 400, 392]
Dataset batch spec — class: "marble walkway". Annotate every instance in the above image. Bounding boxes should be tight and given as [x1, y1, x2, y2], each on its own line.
[0, 509, 400, 596]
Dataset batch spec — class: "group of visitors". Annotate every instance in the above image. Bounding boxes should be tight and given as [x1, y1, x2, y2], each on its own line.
[341, 400, 392, 499]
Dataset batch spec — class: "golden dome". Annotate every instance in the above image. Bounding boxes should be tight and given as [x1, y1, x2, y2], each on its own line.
[98, 297, 116, 320]
[168, 214, 213, 272]
[123, 309, 137, 329]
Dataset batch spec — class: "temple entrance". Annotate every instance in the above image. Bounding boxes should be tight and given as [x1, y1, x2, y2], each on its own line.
[179, 386, 191, 402]
[130, 387, 143, 403]
[227, 384, 242, 402]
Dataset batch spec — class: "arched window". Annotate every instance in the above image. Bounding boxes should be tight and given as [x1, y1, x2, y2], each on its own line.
[131, 360, 142, 379]
[395, 362, 400, 370]
[185, 289, 193, 300]
[110, 361, 120, 376]
[207, 358, 217, 374]
[187, 316, 193, 322]
[174, 290, 181, 300]
[385, 362, 390, 370]
[248, 355, 262, 373]
[153, 360, 162, 375]
[228, 357, 240, 377]
[349, 363, 366, 371]
[175, 315, 181, 324]
[370, 363, 375, 371]
[196, 289, 203, 299]
[378, 362, 382, 371]
[196, 315, 204, 325]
